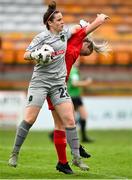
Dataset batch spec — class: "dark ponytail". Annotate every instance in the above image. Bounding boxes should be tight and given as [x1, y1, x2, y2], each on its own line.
[43, 1, 59, 29]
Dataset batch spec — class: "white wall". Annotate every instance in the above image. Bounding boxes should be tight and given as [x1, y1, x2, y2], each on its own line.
[83, 96, 132, 129]
[33, 102, 54, 130]
[0, 91, 26, 127]
[35, 96, 132, 130]
[0, 91, 132, 129]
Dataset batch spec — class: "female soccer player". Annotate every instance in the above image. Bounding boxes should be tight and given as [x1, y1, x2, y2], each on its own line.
[47, 28, 111, 173]
[8, 1, 109, 173]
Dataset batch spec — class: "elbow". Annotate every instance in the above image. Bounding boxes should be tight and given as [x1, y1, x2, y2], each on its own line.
[24, 52, 29, 60]
[24, 52, 27, 60]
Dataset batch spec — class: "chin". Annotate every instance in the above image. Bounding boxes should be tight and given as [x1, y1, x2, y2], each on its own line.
[60, 27, 64, 31]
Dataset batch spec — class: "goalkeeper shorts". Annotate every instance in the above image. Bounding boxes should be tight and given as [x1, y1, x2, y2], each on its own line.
[26, 76, 71, 108]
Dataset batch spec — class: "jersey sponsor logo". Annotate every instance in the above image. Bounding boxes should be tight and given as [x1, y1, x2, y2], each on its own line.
[52, 50, 65, 57]
[60, 35, 65, 42]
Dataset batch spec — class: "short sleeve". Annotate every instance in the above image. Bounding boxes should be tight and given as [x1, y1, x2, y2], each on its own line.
[64, 25, 73, 40]
[26, 35, 41, 52]
[26, 31, 47, 52]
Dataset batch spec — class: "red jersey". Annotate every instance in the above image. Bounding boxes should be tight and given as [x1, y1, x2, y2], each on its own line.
[47, 28, 86, 110]
[65, 28, 86, 81]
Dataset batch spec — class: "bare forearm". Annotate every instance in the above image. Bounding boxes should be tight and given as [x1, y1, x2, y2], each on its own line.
[71, 14, 109, 35]
[85, 20, 101, 34]
[85, 14, 109, 35]
[72, 77, 93, 87]
[72, 81, 90, 87]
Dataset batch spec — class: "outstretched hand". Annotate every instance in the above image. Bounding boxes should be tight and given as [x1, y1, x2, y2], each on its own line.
[96, 13, 110, 24]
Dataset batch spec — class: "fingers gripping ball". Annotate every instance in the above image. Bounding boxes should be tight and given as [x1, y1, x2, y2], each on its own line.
[34, 44, 54, 65]
[38, 44, 54, 65]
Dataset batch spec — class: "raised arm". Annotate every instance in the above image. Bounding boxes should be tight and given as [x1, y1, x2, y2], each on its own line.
[85, 14, 109, 35]
[71, 13, 109, 35]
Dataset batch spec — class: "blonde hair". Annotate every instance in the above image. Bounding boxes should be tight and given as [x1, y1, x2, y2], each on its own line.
[86, 33, 112, 56]
[93, 41, 112, 56]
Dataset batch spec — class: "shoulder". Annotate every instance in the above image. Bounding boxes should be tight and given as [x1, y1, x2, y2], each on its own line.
[72, 28, 86, 40]
[76, 28, 86, 36]
[63, 25, 72, 33]
[62, 25, 73, 39]
[35, 30, 50, 42]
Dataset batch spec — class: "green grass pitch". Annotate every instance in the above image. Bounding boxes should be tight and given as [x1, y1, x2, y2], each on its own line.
[0, 130, 132, 179]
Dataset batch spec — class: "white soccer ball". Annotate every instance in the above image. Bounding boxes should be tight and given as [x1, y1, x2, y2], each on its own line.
[37, 44, 54, 65]
[41, 44, 54, 53]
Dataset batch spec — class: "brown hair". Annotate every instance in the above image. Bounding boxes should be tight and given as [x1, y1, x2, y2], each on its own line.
[83, 38, 94, 54]
[43, 1, 60, 29]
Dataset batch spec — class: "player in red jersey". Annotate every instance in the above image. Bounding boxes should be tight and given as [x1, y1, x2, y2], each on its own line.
[47, 26, 111, 174]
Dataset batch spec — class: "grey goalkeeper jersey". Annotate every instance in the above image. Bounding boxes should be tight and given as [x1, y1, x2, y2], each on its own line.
[26, 26, 72, 81]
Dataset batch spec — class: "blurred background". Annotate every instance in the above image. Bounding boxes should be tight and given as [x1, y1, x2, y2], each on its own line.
[0, 0, 132, 130]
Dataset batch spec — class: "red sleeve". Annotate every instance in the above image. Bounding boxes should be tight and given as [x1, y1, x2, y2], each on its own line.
[68, 27, 87, 46]
[65, 28, 87, 81]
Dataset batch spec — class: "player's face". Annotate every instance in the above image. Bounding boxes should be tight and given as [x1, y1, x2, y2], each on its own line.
[49, 13, 64, 33]
[80, 41, 93, 56]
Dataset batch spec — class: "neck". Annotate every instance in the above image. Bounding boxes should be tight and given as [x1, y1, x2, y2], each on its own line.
[50, 27, 59, 35]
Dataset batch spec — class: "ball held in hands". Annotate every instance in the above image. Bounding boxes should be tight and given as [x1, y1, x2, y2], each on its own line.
[31, 44, 54, 65]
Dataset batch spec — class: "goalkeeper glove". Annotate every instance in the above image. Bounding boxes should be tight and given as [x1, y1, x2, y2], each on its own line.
[30, 48, 43, 61]
[31, 49, 52, 65]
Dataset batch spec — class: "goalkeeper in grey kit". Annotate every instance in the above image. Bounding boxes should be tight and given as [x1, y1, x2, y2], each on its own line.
[8, 1, 89, 171]
[8, 0, 109, 173]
